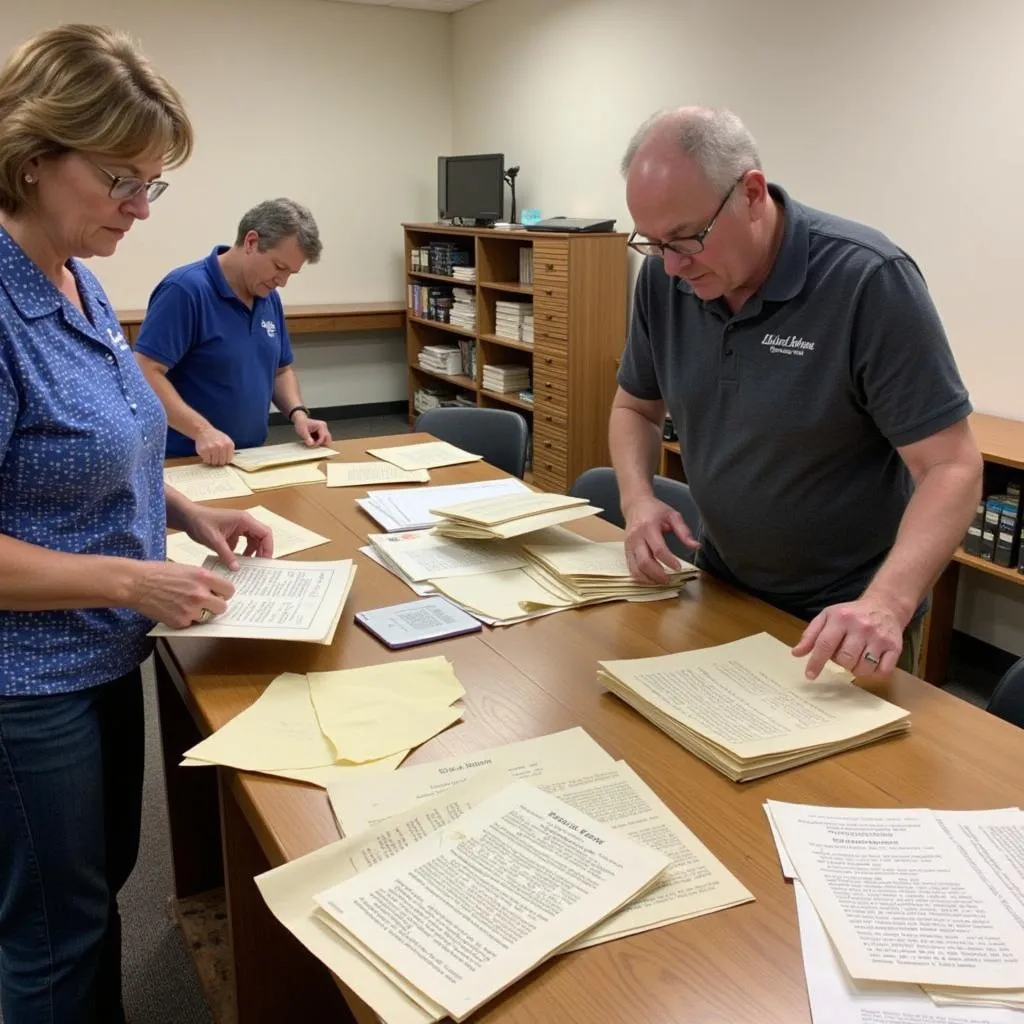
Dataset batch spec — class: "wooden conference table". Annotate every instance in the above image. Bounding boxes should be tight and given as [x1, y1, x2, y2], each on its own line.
[155, 434, 1024, 1024]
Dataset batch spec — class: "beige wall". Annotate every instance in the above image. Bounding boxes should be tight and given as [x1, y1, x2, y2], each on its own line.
[2, 0, 454, 406]
[453, 0, 1024, 653]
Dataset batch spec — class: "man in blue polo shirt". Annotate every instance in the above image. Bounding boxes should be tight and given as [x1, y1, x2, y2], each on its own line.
[135, 197, 331, 463]
[612, 107, 982, 681]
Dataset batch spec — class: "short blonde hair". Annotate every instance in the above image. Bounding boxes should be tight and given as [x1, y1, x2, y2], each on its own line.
[0, 24, 193, 214]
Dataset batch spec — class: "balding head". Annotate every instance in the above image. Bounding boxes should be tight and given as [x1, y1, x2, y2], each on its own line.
[621, 106, 761, 192]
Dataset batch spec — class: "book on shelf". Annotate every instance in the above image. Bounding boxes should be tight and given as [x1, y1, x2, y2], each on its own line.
[994, 482, 1022, 568]
[981, 496, 1002, 561]
[519, 247, 534, 284]
[482, 364, 530, 394]
[518, 387, 534, 404]
[417, 345, 463, 376]
[410, 240, 474, 278]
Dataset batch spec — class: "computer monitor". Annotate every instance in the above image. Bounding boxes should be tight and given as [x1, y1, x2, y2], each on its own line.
[437, 154, 505, 224]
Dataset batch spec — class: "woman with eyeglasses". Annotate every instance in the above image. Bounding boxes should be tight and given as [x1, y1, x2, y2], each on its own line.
[0, 25, 272, 1023]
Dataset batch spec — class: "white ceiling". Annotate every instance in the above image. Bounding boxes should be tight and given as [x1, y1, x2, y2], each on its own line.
[308, 0, 487, 11]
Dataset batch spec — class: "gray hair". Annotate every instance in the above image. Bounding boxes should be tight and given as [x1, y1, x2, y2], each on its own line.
[235, 197, 322, 264]
[621, 107, 762, 192]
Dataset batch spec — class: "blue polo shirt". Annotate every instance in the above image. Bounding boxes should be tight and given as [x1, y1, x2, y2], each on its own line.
[0, 226, 167, 696]
[135, 245, 294, 457]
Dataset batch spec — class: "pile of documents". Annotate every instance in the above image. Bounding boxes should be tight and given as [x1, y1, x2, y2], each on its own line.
[598, 633, 911, 781]
[150, 556, 357, 645]
[523, 532, 697, 601]
[430, 491, 601, 539]
[450, 287, 476, 331]
[357, 477, 528, 532]
[325, 462, 430, 487]
[766, 800, 1024, 1021]
[255, 728, 754, 1024]
[165, 506, 330, 566]
[361, 527, 692, 627]
[366, 441, 483, 471]
[179, 656, 466, 787]
[417, 344, 463, 376]
[231, 442, 336, 473]
[494, 299, 533, 342]
[481, 363, 530, 394]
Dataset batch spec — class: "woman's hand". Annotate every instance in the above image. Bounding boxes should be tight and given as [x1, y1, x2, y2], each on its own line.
[127, 562, 235, 628]
[183, 506, 274, 570]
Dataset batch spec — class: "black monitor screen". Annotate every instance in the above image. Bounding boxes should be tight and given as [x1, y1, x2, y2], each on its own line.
[442, 154, 504, 221]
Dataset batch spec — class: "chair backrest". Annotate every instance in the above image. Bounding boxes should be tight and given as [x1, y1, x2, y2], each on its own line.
[570, 467, 701, 559]
[987, 657, 1024, 729]
[413, 407, 530, 478]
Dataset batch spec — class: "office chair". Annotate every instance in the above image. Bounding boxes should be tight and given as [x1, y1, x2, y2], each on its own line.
[987, 657, 1024, 729]
[569, 466, 701, 560]
[414, 407, 530, 479]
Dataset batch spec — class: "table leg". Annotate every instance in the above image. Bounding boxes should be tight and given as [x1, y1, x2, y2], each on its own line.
[219, 775, 357, 1024]
[154, 644, 224, 898]
[920, 560, 960, 686]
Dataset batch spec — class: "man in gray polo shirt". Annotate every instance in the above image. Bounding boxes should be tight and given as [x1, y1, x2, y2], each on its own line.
[612, 107, 982, 680]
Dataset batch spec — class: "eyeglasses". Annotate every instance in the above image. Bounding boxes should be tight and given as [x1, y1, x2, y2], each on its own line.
[87, 158, 169, 203]
[627, 175, 745, 258]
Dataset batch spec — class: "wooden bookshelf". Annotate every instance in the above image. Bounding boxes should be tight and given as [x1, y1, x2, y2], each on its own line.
[952, 547, 1024, 585]
[404, 223, 628, 491]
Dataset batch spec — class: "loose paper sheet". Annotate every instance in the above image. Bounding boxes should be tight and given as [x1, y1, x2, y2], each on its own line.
[180, 753, 408, 785]
[232, 442, 335, 472]
[768, 802, 1024, 989]
[234, 463, 326, 491]
[367, 441, 483, 471]
[164, 463, 252, 502]
[313, 780, 669, 1021]
[368, 531, 527, 581]
[166, 505, 330, 566]
[356, 478, 527, 532]
[150, 557, 355, 645]
[430, 491, 587, 525]
[326, 462, 431, 487]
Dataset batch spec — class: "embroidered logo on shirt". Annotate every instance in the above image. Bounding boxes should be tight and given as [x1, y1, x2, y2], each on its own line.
[761, 332, 815, 357]
[261, 319, 277, 338]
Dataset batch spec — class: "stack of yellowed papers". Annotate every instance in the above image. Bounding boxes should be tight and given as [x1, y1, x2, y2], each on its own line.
[766, 801, 1024, 1020]
[431, 491, 602, 540]
[231, 441, 336, 472]
[326, 462, 430, 487]
[165, 506, 330, 566]
[254, 729, 752, 1023]
[234, 462, 326, 491]
[523, 532, 698, 601]
[598, 632, 910, 781]
[150, 556, 356, 645]
[164, 463, 252, 501]
[179, 656, 466, 787]
[367, 440, 483, 471]
[366, 530, 527, 582]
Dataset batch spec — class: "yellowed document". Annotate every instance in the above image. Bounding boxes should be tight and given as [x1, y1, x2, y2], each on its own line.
[234, 463, 326, 491]
[182, 673, 337, 770]
[430, 490, 587, 525]
[231, 442, 335, 472]
[166, 505, 330, 566]
[433, 503, 602, 540]
[150, 557, 355, 645]
[313, 780, 669, 1021]
[767, 802, 1024, 989]
[307, 657, 466, 763]
[163, 463, 252, 502]
[366, 441, 482, 471]
[431, 567, 574, 621]
[367, 531, 526, 581]
[180, 753, 408, 786]
[326, 462, 431, 487]
[328, 726, 617, 835]
[598, 632, 909, 779]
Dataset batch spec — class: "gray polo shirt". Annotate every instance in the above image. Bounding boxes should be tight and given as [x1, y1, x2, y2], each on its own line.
[618, 184, 971, 620]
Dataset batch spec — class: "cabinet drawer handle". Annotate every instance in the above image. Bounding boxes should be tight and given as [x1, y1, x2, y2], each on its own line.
[544, 415, 553, 422]
[544, 381, 553, 389]
[545, 314, 554, 321]
[543, 356, 552, 364]
[544, 263, 555, 272]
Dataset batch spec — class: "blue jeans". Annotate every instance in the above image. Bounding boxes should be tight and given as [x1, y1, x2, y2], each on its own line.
[0, 669, 144, 1024]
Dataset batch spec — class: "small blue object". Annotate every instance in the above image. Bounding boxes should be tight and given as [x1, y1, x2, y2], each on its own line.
[520, 208, 542, 225]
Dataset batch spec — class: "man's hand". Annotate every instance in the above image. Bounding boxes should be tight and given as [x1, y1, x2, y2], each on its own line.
[195, 426, 235, 466]
[623, 495, 699, 585]
[792, 595, 906, 680]
[293, 413, 332, 447]
[126, 562, 236, 628]
[183, 506, 274, 571]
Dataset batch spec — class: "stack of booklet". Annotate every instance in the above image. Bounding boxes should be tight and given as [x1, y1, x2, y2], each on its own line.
[417, 344, 463, 376]
[178, 656, 466, 788]
[481, 363, 530, 394]
[765, 801, 1024, 1021]
[494, 299, 533, 342]
[254, 728, 754, 1023]
[598, 633, 911, 781]
[523, 532, 698, 601]
[430, 491, 601, 540]
[230, 442, 336, 472]
[150, 556, 357, 645]
[357, 478, 529, 532]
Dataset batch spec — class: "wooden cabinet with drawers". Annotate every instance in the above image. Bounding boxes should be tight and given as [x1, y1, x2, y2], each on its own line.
[403, 223, 628, 492]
